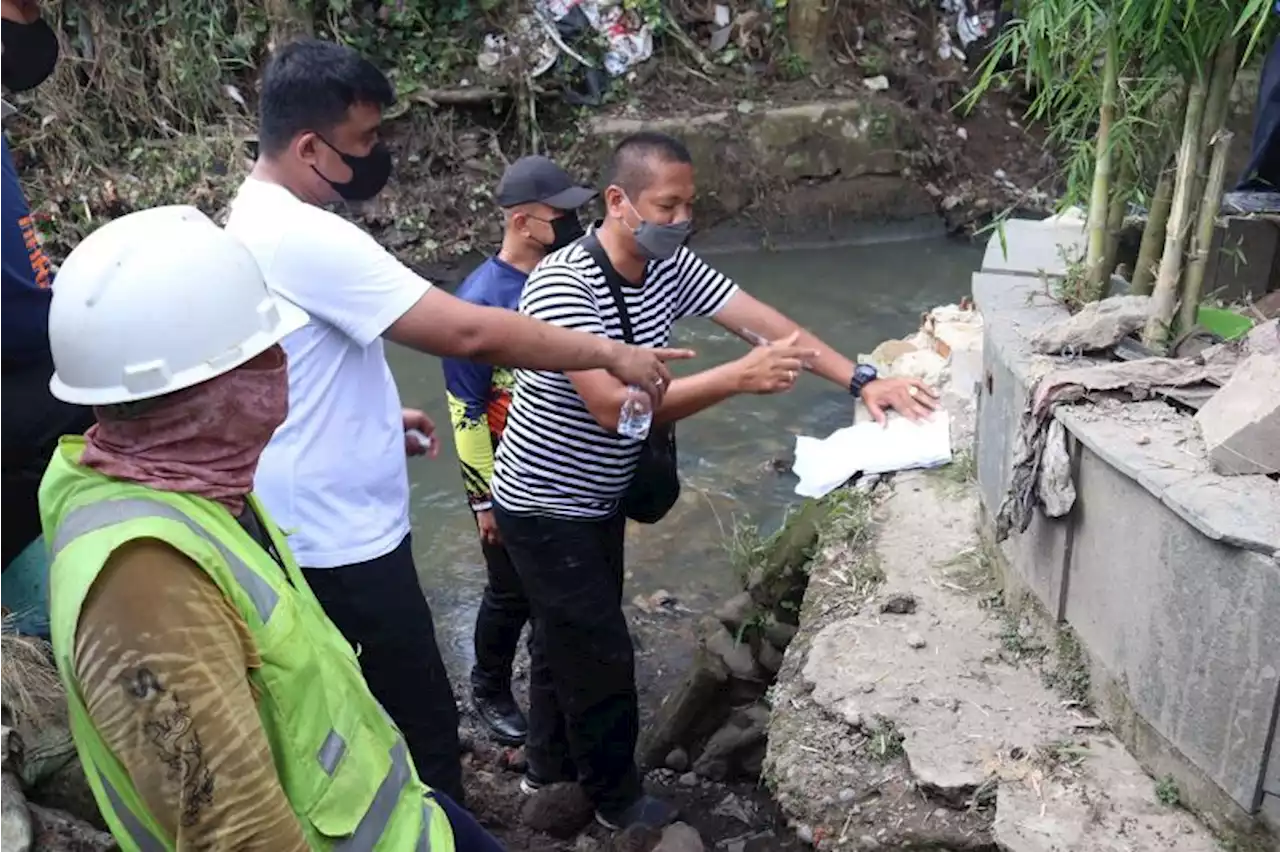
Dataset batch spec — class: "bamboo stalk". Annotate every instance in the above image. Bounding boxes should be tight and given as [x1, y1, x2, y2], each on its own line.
[1142, 72, 1209, 350]
[1188, 39, 1238, 220]
[1101, 163, 1129, 288]
[1178, 130, 1234, 331]
[1131, 165, 1172, 295]
[1086, 28, 1120, 295]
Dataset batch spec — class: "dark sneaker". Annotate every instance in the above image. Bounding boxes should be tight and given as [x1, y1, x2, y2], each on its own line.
[595, 794, 679, 831]
[472, 690, 528, 747]
[1221, 190, 1280, 215]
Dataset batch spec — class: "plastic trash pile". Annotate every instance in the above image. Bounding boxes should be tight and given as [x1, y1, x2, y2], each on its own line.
[478, 0, 654, 80]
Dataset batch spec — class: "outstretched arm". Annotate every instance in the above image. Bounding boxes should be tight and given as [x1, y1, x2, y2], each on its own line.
[75, 540, 309, 851]
[712, 290, 938, 423]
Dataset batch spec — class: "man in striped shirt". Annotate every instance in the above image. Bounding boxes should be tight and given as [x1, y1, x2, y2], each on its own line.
[490, 131, 937, 830]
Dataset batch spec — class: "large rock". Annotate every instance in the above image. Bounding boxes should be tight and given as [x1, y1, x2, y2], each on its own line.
[653, 822, 705, 852]
[28, 804, 116, 852]
[1195, 353, 1280, 475]
[1029, 295, 1151, 354]
[2, 772, 33, 852]
[519, 782, 594, 839]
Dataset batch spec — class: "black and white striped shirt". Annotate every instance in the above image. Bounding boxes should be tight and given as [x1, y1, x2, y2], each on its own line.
[491, 241, 739, 519]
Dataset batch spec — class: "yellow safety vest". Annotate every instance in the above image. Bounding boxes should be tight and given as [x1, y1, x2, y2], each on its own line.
[41, 437, 455, 851]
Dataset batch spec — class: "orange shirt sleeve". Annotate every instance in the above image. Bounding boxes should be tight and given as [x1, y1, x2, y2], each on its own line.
[73, 538, 309, 851]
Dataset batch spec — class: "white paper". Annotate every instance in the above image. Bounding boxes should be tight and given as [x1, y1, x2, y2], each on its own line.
[792, 411, 953, 498]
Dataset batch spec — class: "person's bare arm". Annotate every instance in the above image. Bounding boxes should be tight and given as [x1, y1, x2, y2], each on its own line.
[712, 290, 938, 422]
[569, 332, 816, 431]
[75, 540, 309, 851]
[713, 290, 856, 387]
[386, 287, 693, 402]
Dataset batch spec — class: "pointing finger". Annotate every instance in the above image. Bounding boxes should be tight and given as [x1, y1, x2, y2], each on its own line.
[653, 347, 697, 361]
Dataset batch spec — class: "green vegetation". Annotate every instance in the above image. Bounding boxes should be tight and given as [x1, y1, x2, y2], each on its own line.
[1042, 626, 1092, 706]
[966, 0, 1279, 349]
[865, 716, 905, 762]
[1155, 774, 1182, 807]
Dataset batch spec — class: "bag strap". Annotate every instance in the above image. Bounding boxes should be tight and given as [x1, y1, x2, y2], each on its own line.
[580, 232, 637, 345]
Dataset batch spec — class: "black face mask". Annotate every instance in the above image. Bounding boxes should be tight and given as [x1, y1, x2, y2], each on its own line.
[2, 18, 61, 93]
[313, 137, 393, 202]
[541, 213, 585, 253]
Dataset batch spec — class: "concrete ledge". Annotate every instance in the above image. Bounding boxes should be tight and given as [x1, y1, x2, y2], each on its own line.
[973, 219, 1280, 841]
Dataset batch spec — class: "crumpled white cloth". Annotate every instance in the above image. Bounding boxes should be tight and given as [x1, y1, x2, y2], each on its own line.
[792, 412, 953, 498]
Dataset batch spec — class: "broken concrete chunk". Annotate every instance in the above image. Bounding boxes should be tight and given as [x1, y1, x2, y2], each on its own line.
[992, 737, 1220, 852]
[1194, 353, 1280, 476]
[1030, 295, 1150, 354]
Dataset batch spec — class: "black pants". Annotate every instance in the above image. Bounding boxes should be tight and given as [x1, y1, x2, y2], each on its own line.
[470, 537, 531, 695]
[1239, 33, 1280, 191]
[302, 535, 465, 806]
[492, 505, 641, 812]
[1, 355, 94, 568]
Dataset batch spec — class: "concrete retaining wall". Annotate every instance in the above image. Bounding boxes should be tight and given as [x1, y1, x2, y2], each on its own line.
[972, 218, 1280, 843]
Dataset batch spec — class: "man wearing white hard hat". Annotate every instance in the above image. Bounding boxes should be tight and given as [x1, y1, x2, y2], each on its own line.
[39, 206, 506, 851]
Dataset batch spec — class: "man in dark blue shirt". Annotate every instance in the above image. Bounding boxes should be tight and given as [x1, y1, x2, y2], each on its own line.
[2, 0, 94, 569]
[443, 156, 595, 746]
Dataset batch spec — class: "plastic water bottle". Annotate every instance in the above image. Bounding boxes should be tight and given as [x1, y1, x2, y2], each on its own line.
[617, 386, 653, 439]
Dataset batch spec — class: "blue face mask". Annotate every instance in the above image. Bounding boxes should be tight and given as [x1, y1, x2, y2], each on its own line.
[624, 196, 691, 261]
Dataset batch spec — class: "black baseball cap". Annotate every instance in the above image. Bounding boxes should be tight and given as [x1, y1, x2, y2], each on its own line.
[494, 156, 598, 210]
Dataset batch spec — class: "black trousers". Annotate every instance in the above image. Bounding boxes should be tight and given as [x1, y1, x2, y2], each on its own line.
[302, 534, 465, 806]
[1, 354, 94, 568]
[470, 537, 531, 695]
[1239, 33, 1280, 191]
[492, 504, 641, 812]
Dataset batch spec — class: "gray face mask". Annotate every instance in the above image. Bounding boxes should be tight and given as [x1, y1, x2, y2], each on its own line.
[625, 197, 692, 261]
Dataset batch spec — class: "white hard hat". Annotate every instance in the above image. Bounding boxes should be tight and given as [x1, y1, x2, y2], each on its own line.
[48, 205, 308, 406]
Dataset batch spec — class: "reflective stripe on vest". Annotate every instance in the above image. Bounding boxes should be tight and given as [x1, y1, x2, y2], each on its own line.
[52, 497, 279, 623]
[54, 498, 433, 851]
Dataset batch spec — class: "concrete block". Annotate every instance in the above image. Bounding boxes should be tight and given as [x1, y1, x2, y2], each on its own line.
[1063, 446, 1280, 811]
[1195, 353, 1280, 476]
[1058, 404, 1280, 554]
[1264, 792, 1279, 832]
[980, 217, 1087, 279]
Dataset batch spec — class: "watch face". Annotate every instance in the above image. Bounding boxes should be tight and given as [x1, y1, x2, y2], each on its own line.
[855, 364, 878, 383]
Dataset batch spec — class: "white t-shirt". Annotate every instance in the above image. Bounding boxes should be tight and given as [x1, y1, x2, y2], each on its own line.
[491, 241, 738, 520]
[225, 178, 430, 567]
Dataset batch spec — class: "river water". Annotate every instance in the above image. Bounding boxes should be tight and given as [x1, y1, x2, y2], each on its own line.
[387, 234, 982, 675]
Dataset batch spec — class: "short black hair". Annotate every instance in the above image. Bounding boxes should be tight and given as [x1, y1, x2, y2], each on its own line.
[258, 39, 395, 157]
[607, 131, 693, 196]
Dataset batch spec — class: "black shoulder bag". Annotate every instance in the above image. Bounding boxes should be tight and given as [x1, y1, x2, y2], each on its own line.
[579, 234, 681, 524]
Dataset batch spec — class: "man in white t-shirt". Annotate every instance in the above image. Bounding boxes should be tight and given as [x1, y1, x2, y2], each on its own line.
[490, 132, 938, 830]
[224, 40, 692, 807]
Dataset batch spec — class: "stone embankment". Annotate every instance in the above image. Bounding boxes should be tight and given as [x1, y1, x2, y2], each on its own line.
[753, 296, 1228, 850]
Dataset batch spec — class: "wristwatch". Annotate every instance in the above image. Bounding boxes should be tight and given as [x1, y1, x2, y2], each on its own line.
[849, 364, 878, 398]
